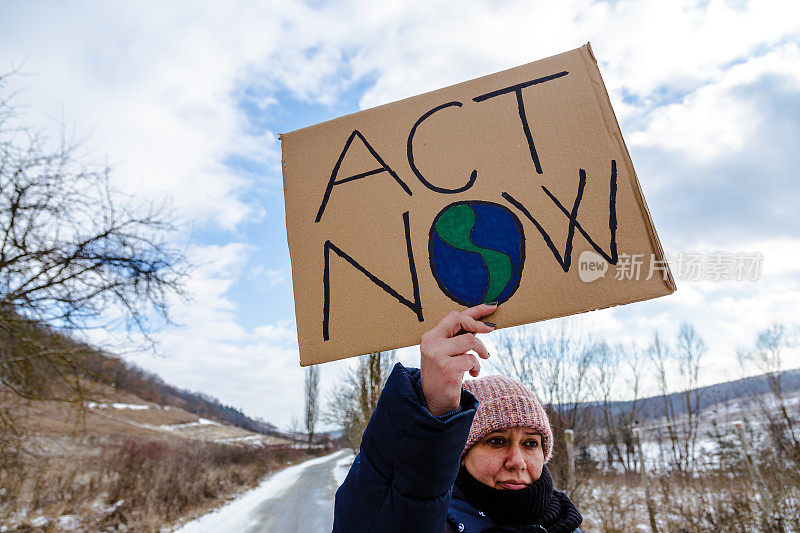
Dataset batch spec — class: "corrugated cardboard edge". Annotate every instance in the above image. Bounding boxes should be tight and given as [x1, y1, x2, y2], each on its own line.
[278, 132, 307, 364]
[579, 42, 677, 293]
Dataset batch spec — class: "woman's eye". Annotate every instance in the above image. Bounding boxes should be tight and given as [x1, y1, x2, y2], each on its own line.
[524, 440, 539, 448]
[487, 437, 506, 446]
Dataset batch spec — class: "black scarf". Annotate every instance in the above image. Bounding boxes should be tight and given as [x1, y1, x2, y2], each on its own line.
[454, 465, 582, 533]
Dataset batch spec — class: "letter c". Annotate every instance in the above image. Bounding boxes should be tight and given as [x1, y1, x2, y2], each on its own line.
[407, 101, 477, 194]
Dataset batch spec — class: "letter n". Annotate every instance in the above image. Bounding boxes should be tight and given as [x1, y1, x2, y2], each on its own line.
[322, 211, 423, 340]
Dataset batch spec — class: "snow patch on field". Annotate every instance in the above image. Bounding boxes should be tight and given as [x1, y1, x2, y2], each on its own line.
[216, 434, 268, 444]
[55, 515, 81, 530]
[175, 449, 349, 532]
[161, 418, 219, 431]
[87, 402, 150, 410]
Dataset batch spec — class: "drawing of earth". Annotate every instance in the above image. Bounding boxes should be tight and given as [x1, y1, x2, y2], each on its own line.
[429, 201, 525, 307]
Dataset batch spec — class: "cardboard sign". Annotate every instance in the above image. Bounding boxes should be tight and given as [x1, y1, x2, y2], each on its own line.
[281, 43, 676, 366]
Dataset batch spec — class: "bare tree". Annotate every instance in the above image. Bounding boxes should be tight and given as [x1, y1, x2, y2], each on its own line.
[494, 321, 598, 421]
[358, 351, 394, 418]
[648, 323, 706, 473]
[0, 72, 188, 455]
[675, 321, 706, 470]
[739, 323, 800, 460]
[324, 351, 396, 451]
[597, 341, 643, 473]
[493, 320, 599, 488]
[648, 330, 682, 470]
[288, 415, 303, 450]
[304, 365, 320, 448]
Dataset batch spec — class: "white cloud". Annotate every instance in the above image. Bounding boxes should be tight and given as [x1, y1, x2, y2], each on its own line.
[126, 244, 306, 427]
[629, 42, 800, 161]
[1, 1, 297, 229]
[4, 0, 797, 226]
[247, 265, 286, 288]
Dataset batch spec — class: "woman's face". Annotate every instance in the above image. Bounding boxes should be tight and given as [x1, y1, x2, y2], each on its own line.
[461, 426, 544, 490]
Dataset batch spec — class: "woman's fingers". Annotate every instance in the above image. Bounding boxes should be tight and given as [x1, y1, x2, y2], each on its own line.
[462, 303, 498, 321]
[437, 305, 498, 338]
[419, 306, 497, 416]
[453, 352, 481, 378]
[450, 332, 490, 359]
[452, 313, 495, 337]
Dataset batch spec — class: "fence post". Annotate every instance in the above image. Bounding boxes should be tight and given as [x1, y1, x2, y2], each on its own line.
[564, 429, 575, 492]
[733, 421, 784, 533]
[633, 426, 658, 533]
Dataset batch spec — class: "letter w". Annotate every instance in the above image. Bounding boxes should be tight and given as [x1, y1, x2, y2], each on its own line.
[503, 160, 618, 272]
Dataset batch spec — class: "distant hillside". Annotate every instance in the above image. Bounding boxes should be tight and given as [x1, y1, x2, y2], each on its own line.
[78, 351, 282, 436]
[587, 368, 800, 421]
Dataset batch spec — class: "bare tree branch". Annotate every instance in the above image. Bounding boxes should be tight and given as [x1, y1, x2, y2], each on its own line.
[0, 72, 189, 457]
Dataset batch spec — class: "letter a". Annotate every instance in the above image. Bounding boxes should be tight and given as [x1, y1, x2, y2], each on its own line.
[315, 130, 412, 222]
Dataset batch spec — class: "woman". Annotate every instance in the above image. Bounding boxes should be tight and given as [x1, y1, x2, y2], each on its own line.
[332, 303, 584, 532]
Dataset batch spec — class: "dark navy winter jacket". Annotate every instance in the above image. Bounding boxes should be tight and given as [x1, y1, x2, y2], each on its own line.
[333, 363, 583, 533]
[333, 363, 478, 532]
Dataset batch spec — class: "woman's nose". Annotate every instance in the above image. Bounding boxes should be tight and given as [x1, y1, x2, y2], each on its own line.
[504, 444, 526, 471]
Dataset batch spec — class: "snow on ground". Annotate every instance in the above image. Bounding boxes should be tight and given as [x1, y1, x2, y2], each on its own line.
[334, 451, 356, 487]
[54, 515, 81, 531]
[175, 449, 350, 532]
[86, 402, 150, 410]
[111, 403, 150, 410]
[161, 418, 220, 431]
[215, 434, 271, 445]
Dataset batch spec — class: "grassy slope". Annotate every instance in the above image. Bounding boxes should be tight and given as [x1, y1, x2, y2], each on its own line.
[2, 379, 326, 531]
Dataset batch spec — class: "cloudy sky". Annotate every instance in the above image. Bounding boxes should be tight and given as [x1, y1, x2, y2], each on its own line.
[1, 0, 799, 429]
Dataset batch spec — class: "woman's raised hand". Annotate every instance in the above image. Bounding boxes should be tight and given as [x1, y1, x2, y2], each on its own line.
[419, 304, 497, 416]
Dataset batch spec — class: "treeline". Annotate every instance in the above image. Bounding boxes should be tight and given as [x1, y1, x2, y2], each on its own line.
[324, 322, 800, 449]
[582, 367, 800, 421]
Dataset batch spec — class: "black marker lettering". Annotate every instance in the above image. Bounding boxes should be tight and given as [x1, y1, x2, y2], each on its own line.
[407, 101, 477, 194]
[322, 211, 423, 341]
[473, 71, 569, 175]
[502, 178, 582, 272]
[542, 159, 618, 264]
[503, 159, 618, 271]
[316, 130, 411, 223]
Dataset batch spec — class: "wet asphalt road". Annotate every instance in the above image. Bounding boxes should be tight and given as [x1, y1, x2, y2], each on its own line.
[245, 450, 349, 532]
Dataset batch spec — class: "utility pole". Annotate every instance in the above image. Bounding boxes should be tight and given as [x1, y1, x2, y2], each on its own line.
[564, 429, 576, 492]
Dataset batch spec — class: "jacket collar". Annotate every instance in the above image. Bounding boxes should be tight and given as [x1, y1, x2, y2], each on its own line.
[446, 486, 553, 533]
[446, 485, 494, 532]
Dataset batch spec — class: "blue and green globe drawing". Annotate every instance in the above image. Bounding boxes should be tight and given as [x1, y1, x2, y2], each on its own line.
[428, 201, 525, 307]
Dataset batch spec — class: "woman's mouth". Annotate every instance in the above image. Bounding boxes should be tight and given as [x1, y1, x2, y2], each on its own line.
[497, 481, 528, 490]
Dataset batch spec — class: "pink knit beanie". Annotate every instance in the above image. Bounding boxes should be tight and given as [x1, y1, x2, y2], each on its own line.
[462, 375, 553, 463]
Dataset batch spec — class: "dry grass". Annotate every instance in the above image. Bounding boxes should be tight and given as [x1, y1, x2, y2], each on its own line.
[4, 385, 292, 445]
[5, 387, 171, 441]
[94, 407, 196, 426]
[577, 463, 800, 532]
[1, 388, 321, 531]
[2, 435, 329, 531]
